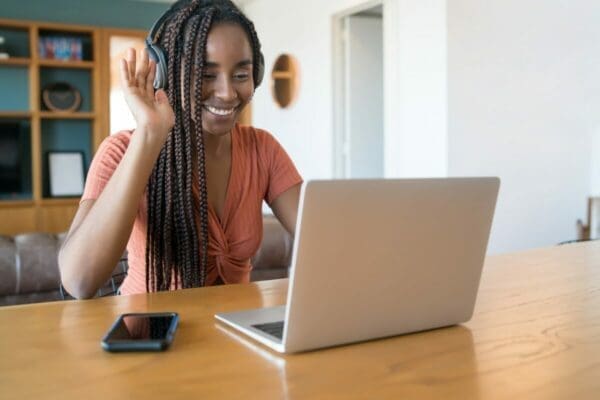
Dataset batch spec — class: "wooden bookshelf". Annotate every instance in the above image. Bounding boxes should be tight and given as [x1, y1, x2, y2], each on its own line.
[0, 18, 104, 235]
[38, 59, 95, 69]
[39, 111, 96, 119]
[0, 111, 32, 118]
[39, 198, 80, 206]
[0, 57, 31, 66]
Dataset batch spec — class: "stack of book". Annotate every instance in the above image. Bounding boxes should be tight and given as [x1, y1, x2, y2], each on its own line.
[38, 36, 82, 61]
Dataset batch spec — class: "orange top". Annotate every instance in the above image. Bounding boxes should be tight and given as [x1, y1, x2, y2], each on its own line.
[82, 124, 302, 295]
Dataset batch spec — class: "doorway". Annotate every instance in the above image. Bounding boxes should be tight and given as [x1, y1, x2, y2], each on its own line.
[333, 3, 384, 178]
[99, 29, 146, 138]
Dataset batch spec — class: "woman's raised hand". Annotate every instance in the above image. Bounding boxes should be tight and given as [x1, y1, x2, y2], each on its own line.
[120, 47, 175, 146]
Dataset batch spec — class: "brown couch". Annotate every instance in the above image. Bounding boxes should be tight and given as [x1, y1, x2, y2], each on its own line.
[0, 215, 293, 306]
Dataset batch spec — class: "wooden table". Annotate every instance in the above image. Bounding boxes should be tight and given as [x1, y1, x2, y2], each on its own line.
[1, 241, 600, 399]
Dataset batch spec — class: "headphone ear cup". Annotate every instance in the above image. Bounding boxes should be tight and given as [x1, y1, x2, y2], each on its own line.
[147, 43, 168, 90]
[255, 52, 265, 88]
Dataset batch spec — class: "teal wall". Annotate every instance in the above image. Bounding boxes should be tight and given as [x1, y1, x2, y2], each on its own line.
[0, 67, 28, 111]
[0, 0, 169, 30]
[41, 120, 92, 197]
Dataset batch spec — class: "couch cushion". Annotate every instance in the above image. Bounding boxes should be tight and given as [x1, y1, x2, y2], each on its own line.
[0, 236, 18, 296]
[14, 233, 62, 294]
[251, 215, 293, 274]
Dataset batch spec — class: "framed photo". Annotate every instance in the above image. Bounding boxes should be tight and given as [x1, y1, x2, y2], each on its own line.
[47, 151, 85, 197]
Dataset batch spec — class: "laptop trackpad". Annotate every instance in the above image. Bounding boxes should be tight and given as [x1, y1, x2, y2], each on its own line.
[252, 321, 284, 339]
[215, 305, 286, 341]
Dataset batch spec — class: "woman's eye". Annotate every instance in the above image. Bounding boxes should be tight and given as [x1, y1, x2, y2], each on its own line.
[234, 73, 249, 81]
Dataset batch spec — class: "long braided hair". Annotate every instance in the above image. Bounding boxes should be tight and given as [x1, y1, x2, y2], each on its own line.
[145, 0, 263, 292]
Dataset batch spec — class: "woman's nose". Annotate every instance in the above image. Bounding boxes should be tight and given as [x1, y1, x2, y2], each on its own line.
[214, 75, 237, 101]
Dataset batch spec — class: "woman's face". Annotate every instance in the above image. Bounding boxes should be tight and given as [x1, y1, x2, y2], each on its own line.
[194, 22, 255, 136]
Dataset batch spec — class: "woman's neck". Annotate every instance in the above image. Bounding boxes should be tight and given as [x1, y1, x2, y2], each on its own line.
[202, 130, 232, 158]
[190, 120, 232, 158]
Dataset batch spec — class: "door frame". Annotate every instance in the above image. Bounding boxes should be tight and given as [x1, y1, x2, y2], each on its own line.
[332, 0, 384, 178]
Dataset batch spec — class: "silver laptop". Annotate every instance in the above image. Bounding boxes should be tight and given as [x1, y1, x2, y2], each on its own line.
[215, 178, 500, 353]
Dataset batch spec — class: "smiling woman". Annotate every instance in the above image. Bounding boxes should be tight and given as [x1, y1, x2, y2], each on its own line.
[58, 0, 303, 299]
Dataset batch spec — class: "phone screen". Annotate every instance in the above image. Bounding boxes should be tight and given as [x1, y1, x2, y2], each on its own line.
[101, 312, 179, 352]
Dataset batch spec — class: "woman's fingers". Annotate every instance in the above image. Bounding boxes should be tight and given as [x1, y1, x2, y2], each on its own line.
[127, 48, 136, 84]
[146, 60, 156, 98]
[119, 58, 130, 88]
[135, 48, 149, 89]
[121, 47, 156, 98]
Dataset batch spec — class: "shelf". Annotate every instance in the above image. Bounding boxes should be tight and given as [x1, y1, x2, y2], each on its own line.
[38, 59, 94, 69]
[0, 111, 32, 118]
[0, 111, 96, 119]
[272, 71, 293, 79]
[0, 57, 31, 66]
[0, 200, 34, 208]
[40, 198, 80, 206]
[0, 18, 31, 29]
[271, 54, 299, 109]
[39, 111, 95, 120]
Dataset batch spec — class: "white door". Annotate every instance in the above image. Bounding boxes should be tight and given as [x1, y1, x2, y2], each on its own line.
[344, 14, 384, 178]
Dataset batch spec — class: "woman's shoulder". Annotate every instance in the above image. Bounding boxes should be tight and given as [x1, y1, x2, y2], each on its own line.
[93, 130, 134, 167]
[100, 130, 134, 151]
[95, 130, 134, 157]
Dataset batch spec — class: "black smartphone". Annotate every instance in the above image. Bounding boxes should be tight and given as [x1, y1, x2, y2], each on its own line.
[101, 312, 179, 352]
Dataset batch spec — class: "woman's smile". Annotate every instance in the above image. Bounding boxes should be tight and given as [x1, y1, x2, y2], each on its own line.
[203, 104, 240, 117]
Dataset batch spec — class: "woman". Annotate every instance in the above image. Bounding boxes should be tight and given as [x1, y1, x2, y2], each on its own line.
[58, 0, 302, 298]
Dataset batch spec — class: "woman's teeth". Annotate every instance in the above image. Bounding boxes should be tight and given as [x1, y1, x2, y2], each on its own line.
[205, 105, 236, 116]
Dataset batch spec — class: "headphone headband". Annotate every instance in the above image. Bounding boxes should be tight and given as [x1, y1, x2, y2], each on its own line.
[147, 1, 188, 46]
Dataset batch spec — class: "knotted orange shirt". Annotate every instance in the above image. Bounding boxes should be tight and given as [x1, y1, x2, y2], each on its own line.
[81, 124, 302, 295]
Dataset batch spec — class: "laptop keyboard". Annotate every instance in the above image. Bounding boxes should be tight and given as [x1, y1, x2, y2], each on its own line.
[252, 321, 284, 339]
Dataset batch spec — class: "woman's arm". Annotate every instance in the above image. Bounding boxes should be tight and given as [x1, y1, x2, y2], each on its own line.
[58, 48, 174, 299]
[270, 183, 302, 236]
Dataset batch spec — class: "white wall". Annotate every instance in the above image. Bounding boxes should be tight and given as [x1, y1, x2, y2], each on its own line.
[243, 0, 447, 181]
[243, 0, 600, 254]
[447, 0, 600, 252]
[384, 0, 447, 178]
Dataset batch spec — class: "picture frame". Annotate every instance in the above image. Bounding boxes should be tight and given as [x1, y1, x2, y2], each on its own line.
[47, 151, 85, 197]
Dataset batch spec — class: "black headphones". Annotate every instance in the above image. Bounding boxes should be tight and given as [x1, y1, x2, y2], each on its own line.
[145, 2, 265, 90]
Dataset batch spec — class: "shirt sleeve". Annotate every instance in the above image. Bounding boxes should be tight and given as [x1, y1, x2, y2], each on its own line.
[81, 131, 132, 202]
[259, 130, 303, 205]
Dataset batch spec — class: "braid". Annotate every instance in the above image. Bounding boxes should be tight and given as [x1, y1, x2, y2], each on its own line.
[169, 15, 191, 289]
[182, 15, 204, 287]
[145, 0, 263, 292]
[145, 162, 155, 293]
[168, 3, 201, 289]
[194, 9, 215, 287]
